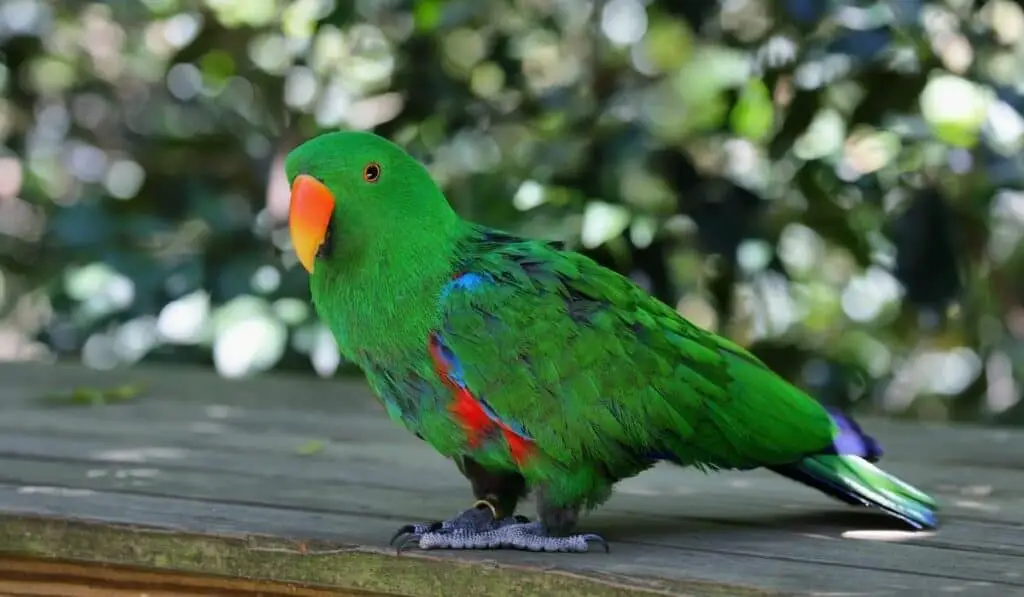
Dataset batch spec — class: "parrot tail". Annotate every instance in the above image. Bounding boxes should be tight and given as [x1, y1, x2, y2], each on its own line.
[767, 409, 939, 530]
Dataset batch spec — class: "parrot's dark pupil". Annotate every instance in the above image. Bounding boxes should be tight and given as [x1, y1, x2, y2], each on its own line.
[316, 220, 334, 260]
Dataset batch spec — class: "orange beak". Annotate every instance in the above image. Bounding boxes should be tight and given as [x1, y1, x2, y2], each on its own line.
[288, 174, 335, 273]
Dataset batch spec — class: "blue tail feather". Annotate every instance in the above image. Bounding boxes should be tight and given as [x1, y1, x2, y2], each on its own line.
[768, 408, 938, 530]
[646, 407, 938, 530]
[823, 407, 883, 462]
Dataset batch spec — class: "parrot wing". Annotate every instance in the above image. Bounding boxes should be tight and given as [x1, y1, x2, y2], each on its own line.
[431, 232, 837, 473]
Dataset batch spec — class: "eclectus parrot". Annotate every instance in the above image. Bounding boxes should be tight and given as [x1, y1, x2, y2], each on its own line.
[285, 131, 938, 553]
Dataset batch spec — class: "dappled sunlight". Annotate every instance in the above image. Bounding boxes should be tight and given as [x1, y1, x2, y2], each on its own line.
[841, 529, 936, 541]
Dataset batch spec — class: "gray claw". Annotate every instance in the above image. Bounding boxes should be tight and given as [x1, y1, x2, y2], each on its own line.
[395, 532, 427, 554]
[389, 521, 440, 548]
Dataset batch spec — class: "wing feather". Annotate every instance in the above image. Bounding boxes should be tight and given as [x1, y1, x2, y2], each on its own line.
[436, 235, 836, 473]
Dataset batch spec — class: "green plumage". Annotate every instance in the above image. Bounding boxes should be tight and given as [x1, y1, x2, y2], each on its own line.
[436, 236, 836, 505]
[286, 131, 938, 542]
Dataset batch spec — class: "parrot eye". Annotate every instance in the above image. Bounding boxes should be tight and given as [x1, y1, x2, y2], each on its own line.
[363, 162, 381, 183]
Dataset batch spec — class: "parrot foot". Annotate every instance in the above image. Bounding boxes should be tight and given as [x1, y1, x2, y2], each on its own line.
[389, 503, 608, 553]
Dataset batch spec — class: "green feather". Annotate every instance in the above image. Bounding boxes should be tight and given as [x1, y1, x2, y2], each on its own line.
[778, 455, 939, 528]
[438, 240, 837, 506]
[287, 130, 938, 529]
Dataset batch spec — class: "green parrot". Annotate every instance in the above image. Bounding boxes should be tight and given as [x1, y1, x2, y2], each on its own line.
[286, 131, 938, 553]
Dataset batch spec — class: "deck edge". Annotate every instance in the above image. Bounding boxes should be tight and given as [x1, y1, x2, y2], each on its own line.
[0, 514, 789, 597]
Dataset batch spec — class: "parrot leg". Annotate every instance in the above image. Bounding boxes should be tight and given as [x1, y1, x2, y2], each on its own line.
[391, 469, 608, 553]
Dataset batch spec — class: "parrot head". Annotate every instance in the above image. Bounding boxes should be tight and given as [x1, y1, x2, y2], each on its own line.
[285, 131, 456, 275]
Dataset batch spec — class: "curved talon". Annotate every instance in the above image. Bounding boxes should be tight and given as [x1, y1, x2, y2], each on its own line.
[389, 524, 417, 547]
[395, 534, 424, 554]
[389, 521, 440, 548]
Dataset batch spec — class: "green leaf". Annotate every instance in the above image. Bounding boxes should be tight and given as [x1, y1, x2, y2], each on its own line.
[730, 79, 774, 142]
[41, 383, 147, 408]
[414, 0, 444, 31]
[295, 439, 326, 456]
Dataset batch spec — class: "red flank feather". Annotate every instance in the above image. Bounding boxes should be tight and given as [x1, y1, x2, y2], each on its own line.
[429, 333, 535, 463]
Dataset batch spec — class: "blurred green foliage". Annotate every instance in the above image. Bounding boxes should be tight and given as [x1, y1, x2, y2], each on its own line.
[2, 0, 1024, 424]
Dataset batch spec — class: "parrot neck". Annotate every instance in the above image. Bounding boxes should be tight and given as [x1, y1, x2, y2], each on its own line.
[310, 218, 473, 365]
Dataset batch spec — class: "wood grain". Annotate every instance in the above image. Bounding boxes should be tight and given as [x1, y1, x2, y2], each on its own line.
[0, 556, 384, 597]
[0, 362, 1022, 596]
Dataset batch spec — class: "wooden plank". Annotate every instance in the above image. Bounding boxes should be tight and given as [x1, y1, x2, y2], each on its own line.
[0, 556, 381, 597]
[0, 362, 366, 413]
[1, 472, 1022, 592]
[0, 489, 1012, 597]
[0, 362, 1023, 596]
[0, 452, 1022, 553]
[0, 514, 774, 597]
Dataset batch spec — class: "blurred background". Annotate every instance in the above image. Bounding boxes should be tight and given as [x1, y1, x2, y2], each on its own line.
[1, 0, 1023, 425]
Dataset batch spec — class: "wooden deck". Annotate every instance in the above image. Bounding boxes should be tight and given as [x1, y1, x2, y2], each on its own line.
[0, 362, 1021, 597]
